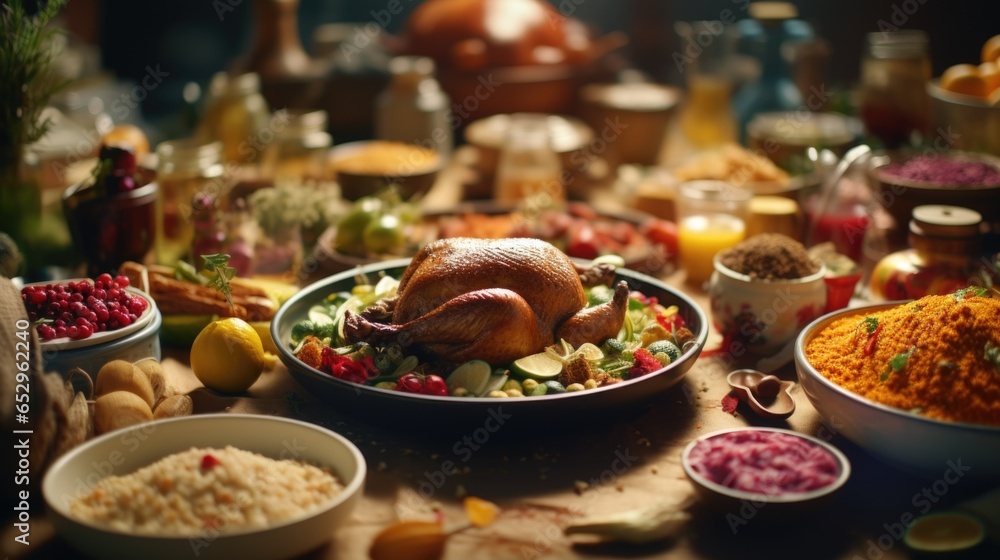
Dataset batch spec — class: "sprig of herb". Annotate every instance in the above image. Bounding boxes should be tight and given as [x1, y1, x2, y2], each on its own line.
[1, 0, 69, 171]
[861, 317, 879, 335]
[201, 254, 237, 309]
[985, 342, 1000, 373]
[953, 286, 987, 301]
[881, 346, 915, 382]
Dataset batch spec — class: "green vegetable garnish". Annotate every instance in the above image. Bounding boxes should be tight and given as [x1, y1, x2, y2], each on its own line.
[881, 346, 915, 382]
[291, 320, 315, 343]
[953, 286, 987, 301]
[201, 254, 237, 309]
[985, 342, 1000, 373]
[861, 316, 879, 335]
[890, 347, 915, 372]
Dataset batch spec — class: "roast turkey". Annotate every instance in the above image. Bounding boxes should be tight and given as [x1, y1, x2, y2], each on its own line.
[343, 238, 629, 364]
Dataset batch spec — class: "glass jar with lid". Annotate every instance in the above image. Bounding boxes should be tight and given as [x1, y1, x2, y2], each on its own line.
[375, 56, 452, 159]
[261, 109, 332, 181]
[869, 205, 990, 301]
[155, 139, 225, 265]
[493, 114, 564, 206]
[858, 30, 931, 148]
[197, 72, 271, 164]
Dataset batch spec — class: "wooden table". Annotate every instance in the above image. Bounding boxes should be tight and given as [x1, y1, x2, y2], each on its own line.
[11, 154, 999, 560]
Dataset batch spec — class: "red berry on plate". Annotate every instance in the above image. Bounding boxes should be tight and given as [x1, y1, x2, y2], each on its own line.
[115, 275, 130, 288]
[129, 297, 148, 314]
[423, 374, 449, 396]
[395, 373, 426, 394]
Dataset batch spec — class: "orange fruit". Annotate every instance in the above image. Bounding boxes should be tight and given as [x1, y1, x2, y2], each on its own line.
[980, 61, 1000, 94]
[982, 34, 1000, 64]
[102, 124, 150, 156]
[940, 64, 988, 97]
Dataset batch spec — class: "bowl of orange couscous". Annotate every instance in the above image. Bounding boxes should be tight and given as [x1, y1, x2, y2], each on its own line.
[794, 290, 1000, 477]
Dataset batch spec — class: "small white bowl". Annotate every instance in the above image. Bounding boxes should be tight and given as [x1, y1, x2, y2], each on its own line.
[43, 414, 366, 560]
[681, 427, 850, 513]
[708, 255, 828, 356]
[23, 280, 162, 375]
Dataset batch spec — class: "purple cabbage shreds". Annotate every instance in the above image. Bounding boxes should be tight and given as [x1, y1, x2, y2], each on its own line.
[880, 156, 1000, 186]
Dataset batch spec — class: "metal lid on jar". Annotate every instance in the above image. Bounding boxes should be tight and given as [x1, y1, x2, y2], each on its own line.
[866, 30, 928, 60]
[910, 205, 982, 238]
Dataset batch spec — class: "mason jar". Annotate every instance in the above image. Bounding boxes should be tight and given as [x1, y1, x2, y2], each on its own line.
[154, 139, 225, 265]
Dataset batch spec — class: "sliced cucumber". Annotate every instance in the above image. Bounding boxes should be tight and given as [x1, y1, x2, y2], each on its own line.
[447, 360, 492, 396]
[477, 370, 510, 398]
[308, 304, 336, 326]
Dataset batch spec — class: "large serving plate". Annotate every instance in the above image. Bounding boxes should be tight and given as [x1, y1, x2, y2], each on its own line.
[274, 259, 708, 435]
[795, 302, 1000, 478]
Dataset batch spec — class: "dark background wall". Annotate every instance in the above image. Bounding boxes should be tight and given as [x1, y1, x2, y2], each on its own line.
[57, 0, 1000, 122]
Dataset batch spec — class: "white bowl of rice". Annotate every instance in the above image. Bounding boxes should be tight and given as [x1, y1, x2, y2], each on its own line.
[42, 414, 366, 560]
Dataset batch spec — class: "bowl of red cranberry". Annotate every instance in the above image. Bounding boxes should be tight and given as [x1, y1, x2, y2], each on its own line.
[21, 272, 161, 375]
[62, 145, 157, 277]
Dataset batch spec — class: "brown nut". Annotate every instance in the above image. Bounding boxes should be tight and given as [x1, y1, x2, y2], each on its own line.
[133, 358, 168, 404]
[153, 394, 193, 419]
[94, 391, 153, 434]
[96, 360, 156, 409]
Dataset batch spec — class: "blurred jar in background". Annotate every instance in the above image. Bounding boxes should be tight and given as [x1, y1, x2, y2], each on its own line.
[680, 74, 738, 149]
[675, 21, 738, 149]
[155, 139, 225, 265]
[197, 72, 271, 164]
[261, 109, 331, 181]
[494, 114, 564, 206]
[858, 30, 931, 148]
[375, 56, 453, 160]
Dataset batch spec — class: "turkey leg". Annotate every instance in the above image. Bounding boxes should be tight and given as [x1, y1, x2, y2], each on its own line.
[555, 280, 630, 348]
[344, 288, 550, 365]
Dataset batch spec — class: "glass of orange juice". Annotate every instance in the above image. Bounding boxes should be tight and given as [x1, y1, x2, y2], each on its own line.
[677, 180, 751, 286]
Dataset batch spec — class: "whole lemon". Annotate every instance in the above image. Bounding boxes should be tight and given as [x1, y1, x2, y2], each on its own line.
[190, 318, 270, 393]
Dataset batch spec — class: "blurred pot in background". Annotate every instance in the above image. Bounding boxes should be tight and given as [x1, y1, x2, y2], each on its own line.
[395, 0, 627, 123]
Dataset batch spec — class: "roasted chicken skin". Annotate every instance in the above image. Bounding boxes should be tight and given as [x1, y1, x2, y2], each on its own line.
[343, 238, 629, 364]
